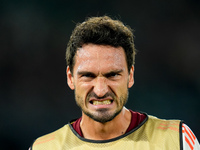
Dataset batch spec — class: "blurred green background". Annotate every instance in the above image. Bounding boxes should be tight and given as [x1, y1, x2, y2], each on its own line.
[0, 0, 200, 149]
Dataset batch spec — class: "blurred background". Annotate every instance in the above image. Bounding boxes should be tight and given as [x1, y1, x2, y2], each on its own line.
[0, 0, 200, 149]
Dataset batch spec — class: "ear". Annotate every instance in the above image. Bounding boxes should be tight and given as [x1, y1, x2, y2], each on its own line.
[66, 66, 75, 90]
[128, 65, 134, 88]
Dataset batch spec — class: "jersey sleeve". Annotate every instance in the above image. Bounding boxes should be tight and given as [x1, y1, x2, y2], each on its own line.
[182, 123, 200, 150]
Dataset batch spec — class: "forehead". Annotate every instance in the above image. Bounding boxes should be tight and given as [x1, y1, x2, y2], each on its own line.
[73, 44, 127, 73]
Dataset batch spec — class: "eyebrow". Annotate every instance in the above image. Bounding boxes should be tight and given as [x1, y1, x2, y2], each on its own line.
[77, 71, 96, 76]
[77, 69, 124, 76]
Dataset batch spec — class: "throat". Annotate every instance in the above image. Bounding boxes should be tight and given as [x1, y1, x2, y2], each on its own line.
[80, 107, 131, 140]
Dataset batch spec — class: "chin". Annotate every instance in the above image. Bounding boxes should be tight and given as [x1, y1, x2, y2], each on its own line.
[83, 108, 122, 123]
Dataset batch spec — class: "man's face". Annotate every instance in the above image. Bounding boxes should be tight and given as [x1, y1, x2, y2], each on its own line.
[67, 44, 134, 123]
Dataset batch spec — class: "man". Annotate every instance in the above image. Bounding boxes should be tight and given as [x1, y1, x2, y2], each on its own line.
[30, 16, 200, 150]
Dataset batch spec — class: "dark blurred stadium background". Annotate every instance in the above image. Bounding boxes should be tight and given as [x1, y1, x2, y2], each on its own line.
[0, 0, 200, 149]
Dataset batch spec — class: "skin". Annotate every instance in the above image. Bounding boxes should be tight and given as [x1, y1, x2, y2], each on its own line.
[67, 43, 134, 140]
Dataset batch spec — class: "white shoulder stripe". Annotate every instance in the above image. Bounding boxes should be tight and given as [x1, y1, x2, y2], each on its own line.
[182, 124, 200, 150]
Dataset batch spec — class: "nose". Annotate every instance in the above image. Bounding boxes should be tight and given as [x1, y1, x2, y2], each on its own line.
[93, 77, 109, 98]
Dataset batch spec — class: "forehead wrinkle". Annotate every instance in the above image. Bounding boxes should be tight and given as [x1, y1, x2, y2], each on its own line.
[75, 47, 92, 73]
[94, 51, 124, 75]
[75, 44, 127, 75]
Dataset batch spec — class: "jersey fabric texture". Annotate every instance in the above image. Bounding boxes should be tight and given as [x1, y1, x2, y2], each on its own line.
[30, 114, 186, 150]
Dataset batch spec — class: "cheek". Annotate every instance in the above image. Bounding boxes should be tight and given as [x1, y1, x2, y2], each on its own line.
[78, 82, 93, 90]
[109, 81, 128, 96]
[75, 82, 93, 98]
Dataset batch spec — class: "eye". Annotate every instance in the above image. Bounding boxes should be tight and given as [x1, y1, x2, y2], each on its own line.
[81, 73, 95, 78]
[106, 72, 120, 78]
[110, 73, 118, 77]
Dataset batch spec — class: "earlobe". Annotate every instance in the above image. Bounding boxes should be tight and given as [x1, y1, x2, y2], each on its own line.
[66, 66, 75, 90]
[128, 65, 134, 88]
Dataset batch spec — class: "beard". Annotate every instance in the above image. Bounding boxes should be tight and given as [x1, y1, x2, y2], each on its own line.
[75, 90, 129, 123]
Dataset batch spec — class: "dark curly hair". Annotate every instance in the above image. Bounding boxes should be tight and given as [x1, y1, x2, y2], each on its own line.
[66, 16, 136, 74]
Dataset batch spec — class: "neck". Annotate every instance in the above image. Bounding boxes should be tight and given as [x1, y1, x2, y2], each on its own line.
[80, 107, 131, 140]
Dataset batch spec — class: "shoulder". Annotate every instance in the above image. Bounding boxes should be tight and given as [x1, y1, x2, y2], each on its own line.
[147, 116, 200, 150]
[147, 115, 181, 131]
[31, 124, 72, 150]
[146, 115, 181, 148]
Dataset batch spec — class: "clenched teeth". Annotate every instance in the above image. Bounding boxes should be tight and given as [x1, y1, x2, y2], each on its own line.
[92, 100, 112, 105]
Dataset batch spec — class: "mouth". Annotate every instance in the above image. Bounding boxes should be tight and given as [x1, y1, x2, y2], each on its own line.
[90, 100, 113, 105]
